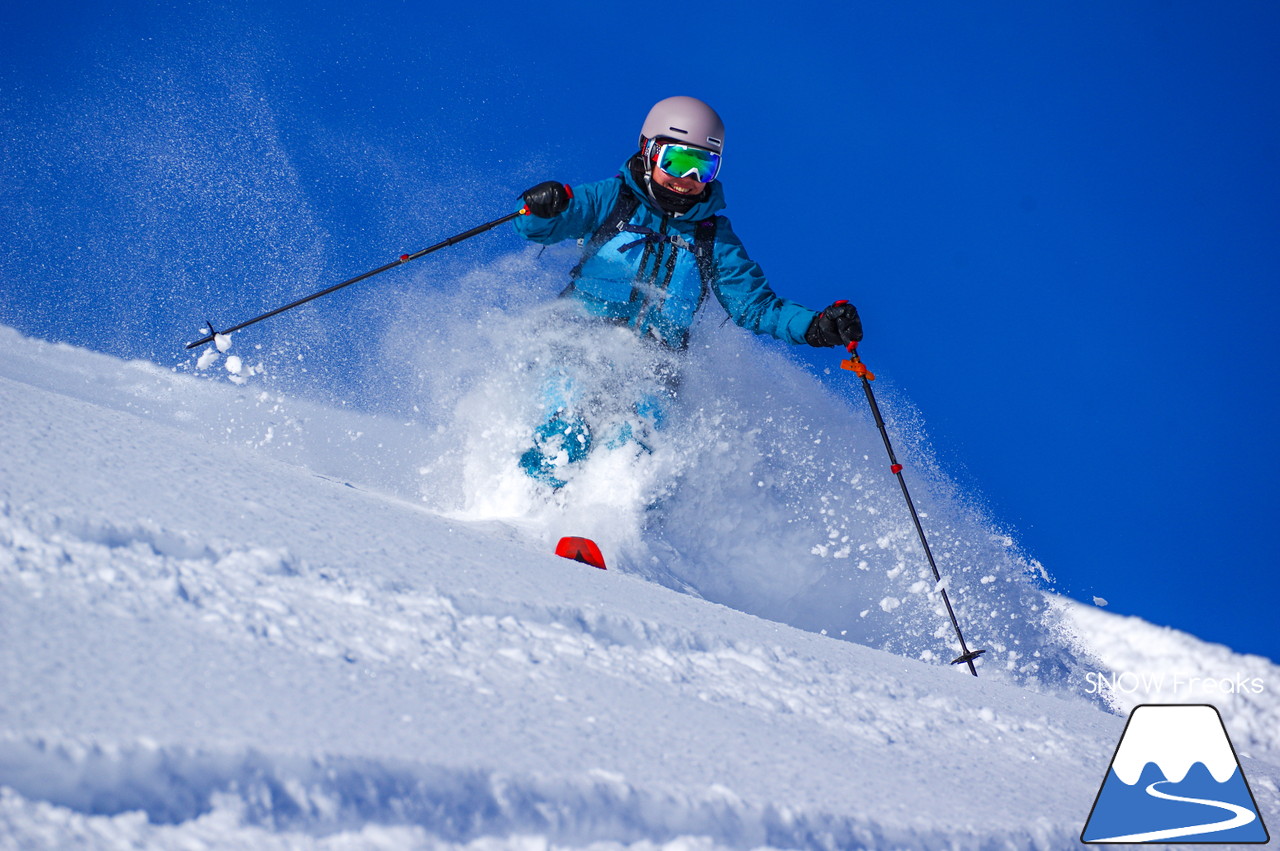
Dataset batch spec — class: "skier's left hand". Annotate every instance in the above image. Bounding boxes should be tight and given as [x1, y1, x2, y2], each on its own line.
[804, 301, 863, 347]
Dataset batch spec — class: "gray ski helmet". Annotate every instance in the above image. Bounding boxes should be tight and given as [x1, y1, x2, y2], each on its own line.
[639, 96, 724, 153]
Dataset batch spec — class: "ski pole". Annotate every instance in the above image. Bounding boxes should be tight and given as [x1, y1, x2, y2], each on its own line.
[842, 341, 986, 676]
[186, 209, 527, 350]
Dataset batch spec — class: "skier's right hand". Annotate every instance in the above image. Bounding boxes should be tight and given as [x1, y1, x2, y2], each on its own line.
[521, 181, 573, 218]
[804, 301, 863, 347]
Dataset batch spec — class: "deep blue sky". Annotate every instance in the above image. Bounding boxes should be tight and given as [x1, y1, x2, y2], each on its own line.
[3, 2, 1278, 662]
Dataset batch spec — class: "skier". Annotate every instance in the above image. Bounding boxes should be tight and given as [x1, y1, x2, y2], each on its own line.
[514, 95, 863, 487]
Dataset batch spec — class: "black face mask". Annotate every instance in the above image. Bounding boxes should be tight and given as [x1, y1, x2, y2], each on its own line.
[649, 179, 703, 214]
[630, 154, 705, 215]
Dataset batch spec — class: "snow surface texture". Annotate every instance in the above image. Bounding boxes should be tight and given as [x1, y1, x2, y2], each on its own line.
[2, 312, 1278, 849]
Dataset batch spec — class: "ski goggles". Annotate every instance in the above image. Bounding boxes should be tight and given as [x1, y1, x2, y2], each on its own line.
[654, 142, 721, 183]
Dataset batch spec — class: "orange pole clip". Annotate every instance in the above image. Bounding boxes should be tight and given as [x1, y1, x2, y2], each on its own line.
[840, 343, 876, 381]
[840, 359, 875, 380]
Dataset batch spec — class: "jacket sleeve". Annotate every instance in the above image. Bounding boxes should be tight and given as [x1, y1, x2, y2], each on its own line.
[708, 217, 817, 345]
[512, 177, 620, 245]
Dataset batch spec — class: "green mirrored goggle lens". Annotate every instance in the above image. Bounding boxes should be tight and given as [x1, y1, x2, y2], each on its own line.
[657, 144, 721, 183]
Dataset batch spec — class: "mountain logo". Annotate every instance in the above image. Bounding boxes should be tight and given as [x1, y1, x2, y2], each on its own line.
[1082, 704, 1270, 844]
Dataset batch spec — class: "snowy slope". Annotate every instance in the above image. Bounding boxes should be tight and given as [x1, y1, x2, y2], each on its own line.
[1061, 600, 1280, 764]
[2, 324, 1278, 849]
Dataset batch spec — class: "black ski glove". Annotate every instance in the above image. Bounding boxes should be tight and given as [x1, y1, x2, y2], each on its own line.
[804, 301, 864, 347]
[521, 181, 573, 218]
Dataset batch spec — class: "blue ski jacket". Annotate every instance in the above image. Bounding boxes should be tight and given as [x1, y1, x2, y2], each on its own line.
[514, 159, 816, 350]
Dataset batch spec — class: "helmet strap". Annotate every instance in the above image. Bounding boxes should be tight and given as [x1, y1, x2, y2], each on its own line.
[636, 141, 658, 200]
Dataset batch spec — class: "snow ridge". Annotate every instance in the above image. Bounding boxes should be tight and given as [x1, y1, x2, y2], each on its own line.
[0, 735, 1085, 850]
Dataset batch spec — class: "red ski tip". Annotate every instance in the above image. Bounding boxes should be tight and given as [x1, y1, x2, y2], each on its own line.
[555, 536, 606, 570]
